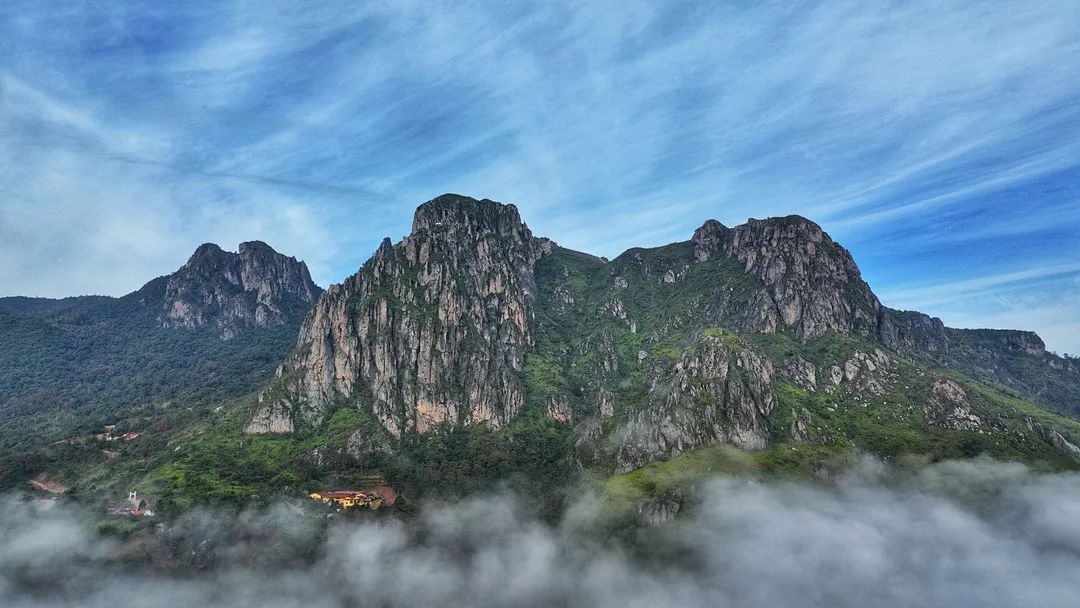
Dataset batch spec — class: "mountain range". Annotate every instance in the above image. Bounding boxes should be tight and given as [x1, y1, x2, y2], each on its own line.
[246, 195, 1080, 469]
[3, 194, 1079, 512]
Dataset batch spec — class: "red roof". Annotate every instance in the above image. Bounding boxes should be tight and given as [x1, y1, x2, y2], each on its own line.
[315, 491, 374, 499]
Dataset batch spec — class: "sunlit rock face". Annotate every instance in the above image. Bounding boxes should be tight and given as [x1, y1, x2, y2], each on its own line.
[692, 216, 882, 339]
[243, 193, 1079, 473]
[925, 378, 982, 431]
[260, 194, 553, 435]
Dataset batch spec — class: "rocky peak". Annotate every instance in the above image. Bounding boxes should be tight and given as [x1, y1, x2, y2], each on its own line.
[237, 239, 279, 261]
[412, 193, 529, 236]
[691, 219, 729, 261]
[995, 330, 1046, 356]
[692, 215, 881, 339]
[160, 241, 321, 338]
[183, 243, 232, 274]
[255, 194, 554, 435]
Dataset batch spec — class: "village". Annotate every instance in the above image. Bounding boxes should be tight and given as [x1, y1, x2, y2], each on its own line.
[31, 423, 401, 519]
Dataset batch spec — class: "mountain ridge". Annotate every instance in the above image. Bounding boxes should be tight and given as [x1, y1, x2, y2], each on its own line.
[0, 241, 322, 453]
[242, 194, 1080, 475]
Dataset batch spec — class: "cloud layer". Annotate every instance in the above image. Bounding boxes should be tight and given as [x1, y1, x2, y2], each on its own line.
[4, 459, 1080, 607]
[1, 1, 1078, 350]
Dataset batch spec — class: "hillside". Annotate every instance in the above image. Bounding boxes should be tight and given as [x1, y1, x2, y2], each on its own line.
[7, 195, 1080, 519]
[0, 241, 321, 455]
[101, 194, 1079, 516]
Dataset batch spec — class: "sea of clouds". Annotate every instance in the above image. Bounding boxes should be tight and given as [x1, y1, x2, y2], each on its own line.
[2, 457, 1080, 607]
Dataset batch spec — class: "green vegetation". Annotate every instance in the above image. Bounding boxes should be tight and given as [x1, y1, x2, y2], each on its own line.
[6, 225, 1080, 530]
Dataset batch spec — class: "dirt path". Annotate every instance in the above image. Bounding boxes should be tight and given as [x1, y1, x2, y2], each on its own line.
[29, 475, 68, 494]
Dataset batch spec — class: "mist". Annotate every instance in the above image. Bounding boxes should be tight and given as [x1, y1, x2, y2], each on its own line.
[3, 458, 1080, 607]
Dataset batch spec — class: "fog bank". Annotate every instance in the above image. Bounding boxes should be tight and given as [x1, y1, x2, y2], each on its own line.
[3, 458, 1080, 607]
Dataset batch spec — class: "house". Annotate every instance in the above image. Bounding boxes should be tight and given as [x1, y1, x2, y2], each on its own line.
[308, 491, 383, 510]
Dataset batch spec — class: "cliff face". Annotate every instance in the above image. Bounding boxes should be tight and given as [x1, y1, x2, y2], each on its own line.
[0, 241, 321, 453]
[610, 333, 776, 472]
[243, 193, 1080, 473]
[256, 194, 552, 434]
[692, 216, 881, 339]
[159, 241, 320, 339]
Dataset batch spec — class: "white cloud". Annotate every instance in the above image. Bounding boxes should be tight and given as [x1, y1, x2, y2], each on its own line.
[1, 0, 1078, 352]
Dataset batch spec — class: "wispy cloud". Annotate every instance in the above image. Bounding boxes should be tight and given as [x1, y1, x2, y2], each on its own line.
[0, 1, 1077, 347]
[880, 264, 1080, 354]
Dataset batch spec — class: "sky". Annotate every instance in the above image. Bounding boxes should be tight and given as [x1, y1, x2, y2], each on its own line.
[1, 1, 1078, 353]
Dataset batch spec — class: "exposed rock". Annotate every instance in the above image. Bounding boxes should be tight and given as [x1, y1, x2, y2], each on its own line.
[692, 216, 881, 339]
[781, 357, 817, 391]
[161, 241, 320, 339]
[245, 398, 294, 434]
[300, 445, 327, 468]
[612, 335, 776, 473]
[345, 428, 391, 459]
[819, 350, 890, 396]
[602, 299, 635, 331]
[259, 194, 553, 436]
[597, 389, 615, 418]
[925, 378, 981, 431]
[548, 396, 573, 424]
[691, 220, 728, 262]
[637, 489, 682, 526]
[844, 350, 891, 395]
[1031, 422, 1080, 461]
[791, 407, 814, 441]
[827, 365, 844, 388]
[878, 309, 949, 354]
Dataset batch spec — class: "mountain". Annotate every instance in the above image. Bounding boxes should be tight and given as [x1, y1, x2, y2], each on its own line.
[159, 241, 321, 338]
[0, 241, 321, 453]
[236, 194, 1079, 479]
[11, 194, 1079, 513]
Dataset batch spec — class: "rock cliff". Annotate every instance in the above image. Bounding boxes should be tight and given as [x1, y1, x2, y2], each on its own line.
[160, 241, 320, 339]
[241, 193, 1080, 475]
[692, 216, 881, 339]
[252, 194, 552, 434]
[611, 333, 777, 472]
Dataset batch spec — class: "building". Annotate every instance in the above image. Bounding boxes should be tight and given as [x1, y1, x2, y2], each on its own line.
[308, 491, 383, 510]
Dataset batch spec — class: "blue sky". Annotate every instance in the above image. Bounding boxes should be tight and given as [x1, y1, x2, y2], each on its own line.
[1, 1, 1079, 353]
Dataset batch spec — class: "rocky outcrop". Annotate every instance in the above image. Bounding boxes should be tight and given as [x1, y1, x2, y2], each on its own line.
[780, 357, 817, 391]
[1030, 421, 1080, 460]
[691, 216, 881, 339]
[878, 309, 949, 354]
[345, 428, 392, 459]
[637, 489, 682, 526]
[259, 194, 553, 436]
[160, 241, 320, 339]
[245, 395, 295, 434]
[611, 334, 776, 473]
[818, 349, 891, 396]
[790, 407, 814, 442]
[925, 378, 981, 430]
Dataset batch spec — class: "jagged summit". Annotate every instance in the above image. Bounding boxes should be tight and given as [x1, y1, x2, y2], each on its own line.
[412, 193, 528, 235]
[243, 194, 1080, 473]
[161, 241, 321, 338]
[253, 193, 552, 435]
[190, 242, 226, 257]
[238, 240, 280, 255]
[0, 239, 324, 451]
